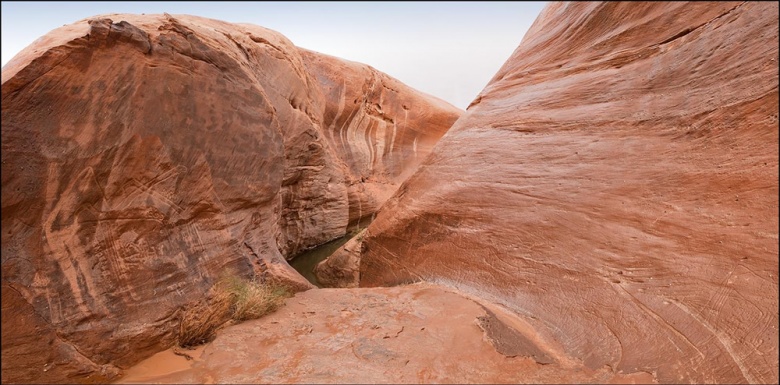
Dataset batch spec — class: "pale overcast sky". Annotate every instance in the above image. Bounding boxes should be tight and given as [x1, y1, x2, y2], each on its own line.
[1, 1, 547, 109]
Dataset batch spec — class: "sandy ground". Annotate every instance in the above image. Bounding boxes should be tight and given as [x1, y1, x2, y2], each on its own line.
[112, 283, 656, 384]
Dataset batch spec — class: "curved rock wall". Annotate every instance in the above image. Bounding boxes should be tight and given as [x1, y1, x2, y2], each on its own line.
[359, 2, 778, 383]
[301, 49, 460, 230]
[1, 13, 460, 383]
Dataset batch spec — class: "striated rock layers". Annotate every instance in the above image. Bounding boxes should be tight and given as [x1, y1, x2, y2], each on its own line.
[1, 13, 460, 383]
[359, 2, 779, 384]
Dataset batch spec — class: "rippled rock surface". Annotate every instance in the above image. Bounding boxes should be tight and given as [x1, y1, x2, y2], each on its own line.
[359, 2, 779, 383]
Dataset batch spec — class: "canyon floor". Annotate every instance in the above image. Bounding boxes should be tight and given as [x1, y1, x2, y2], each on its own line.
[114, 283, 656, 384]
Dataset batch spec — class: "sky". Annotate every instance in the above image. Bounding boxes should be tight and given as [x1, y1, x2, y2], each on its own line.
[1, 1, 547, 109]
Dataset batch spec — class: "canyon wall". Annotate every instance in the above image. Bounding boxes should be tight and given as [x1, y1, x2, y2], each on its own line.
[359, 2, 779, 383]
[1, 13, 460, 383]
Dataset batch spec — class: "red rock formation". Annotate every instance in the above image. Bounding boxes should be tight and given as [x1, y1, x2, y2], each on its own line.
[1, 13, 460, 383]
[300, 49, 460, 231]
[360, 2, 779, 383]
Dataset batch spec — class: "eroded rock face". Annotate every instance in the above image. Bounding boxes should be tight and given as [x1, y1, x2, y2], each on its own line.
[1, 13, 460, 383]
[359, 2, 779, 383]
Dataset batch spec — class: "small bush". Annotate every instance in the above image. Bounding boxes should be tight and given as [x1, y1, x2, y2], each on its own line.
[177, 289, 233, 347]
[219, 274, 290, 322]
[177, 272, 291, 347]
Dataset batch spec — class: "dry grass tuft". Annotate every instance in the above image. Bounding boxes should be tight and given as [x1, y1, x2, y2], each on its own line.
[220, 273, 290, 322]
[177, 272, 291, 347]
[178, 289, 233, 347]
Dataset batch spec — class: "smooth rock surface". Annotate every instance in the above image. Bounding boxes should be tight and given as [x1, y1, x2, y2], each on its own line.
[359, 2, 779, 384]
[113, 283, 657, 384]
[1, 13, 460, 383]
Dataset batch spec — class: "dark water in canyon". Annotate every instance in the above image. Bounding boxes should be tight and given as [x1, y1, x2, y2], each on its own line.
[289, 216, 373, 287]
[289, 234, 353, 288]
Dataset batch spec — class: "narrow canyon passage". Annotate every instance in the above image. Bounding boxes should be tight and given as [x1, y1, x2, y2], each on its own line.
[288, 215, 374, 287]
[289, 233, 353, 287]
[2, 2, 777, 384]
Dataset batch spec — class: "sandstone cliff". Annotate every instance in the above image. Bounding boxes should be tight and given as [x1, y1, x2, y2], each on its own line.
[1, 13, 460, 383]
[359, 2, 779, 383]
